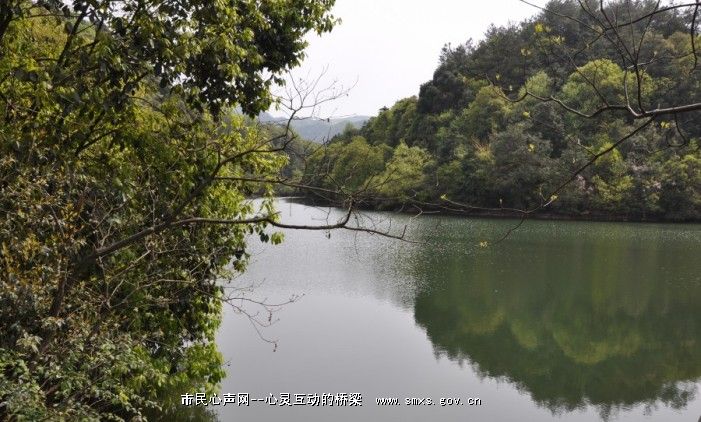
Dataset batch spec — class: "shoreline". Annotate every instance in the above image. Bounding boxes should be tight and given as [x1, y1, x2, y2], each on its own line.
[279, 196, 701, 225]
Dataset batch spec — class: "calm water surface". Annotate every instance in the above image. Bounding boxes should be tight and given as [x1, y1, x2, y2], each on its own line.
[212, 199, 701, 422]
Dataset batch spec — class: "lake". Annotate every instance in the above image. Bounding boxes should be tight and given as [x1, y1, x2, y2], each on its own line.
[210, 199, 701, 421]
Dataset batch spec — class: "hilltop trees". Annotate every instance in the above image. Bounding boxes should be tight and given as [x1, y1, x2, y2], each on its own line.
[310, 0, 700, 220]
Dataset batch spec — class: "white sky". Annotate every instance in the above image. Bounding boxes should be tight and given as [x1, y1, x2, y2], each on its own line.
[269, 0, 544, 118]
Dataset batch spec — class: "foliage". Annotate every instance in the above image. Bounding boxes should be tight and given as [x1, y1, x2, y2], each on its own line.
[375, 142, 433, 200]
[0, 0, 335, 419]
[305, 136, 389, 195]
[314, 0, 700, 221]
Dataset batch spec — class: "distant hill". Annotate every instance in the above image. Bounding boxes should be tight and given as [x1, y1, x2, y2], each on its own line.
[258, 112, 370, 143]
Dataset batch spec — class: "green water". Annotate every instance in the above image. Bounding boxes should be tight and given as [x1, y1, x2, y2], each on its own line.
[208, 199, 701, 421]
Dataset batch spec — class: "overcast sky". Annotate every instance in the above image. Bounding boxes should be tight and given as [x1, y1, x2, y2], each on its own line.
[269, 0, 544, 118]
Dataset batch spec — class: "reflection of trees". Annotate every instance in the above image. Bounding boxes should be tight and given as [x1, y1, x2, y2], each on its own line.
[412, 222, 701, 416]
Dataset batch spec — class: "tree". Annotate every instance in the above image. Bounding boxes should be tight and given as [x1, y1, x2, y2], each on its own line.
[304, 136, 390, 196]
[490, 124, 555, 209]
[375, 142, 434, 201]
[506, 0, 701, 187]
[477, 0, 701, 220]
[340, 0, 700, 222]
[657, 149, 701, 220]
[0, 1, 343, 419]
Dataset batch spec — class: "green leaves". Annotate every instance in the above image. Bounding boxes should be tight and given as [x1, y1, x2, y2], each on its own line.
[1, 1, 335, 419]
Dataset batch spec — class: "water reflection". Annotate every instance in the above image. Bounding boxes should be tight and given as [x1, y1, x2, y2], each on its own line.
[410, 220, 701, 418]
[204, 201, 701, 421]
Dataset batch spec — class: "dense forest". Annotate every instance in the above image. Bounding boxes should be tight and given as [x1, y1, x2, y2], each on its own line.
[301, 0, 701, 221]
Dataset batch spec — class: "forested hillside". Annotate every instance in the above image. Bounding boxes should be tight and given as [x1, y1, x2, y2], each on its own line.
[304, 0, 701, 221]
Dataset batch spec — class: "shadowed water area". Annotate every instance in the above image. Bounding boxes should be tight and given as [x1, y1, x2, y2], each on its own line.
[183, 199, 701, 421]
